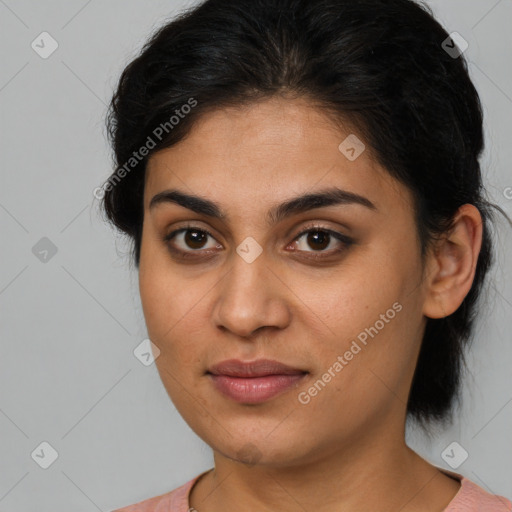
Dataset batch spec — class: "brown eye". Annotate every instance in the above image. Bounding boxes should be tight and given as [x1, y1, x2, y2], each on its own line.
[292, 227, 351, 254]
[184, 229, 208, 249]
[163, 226, 221, 256]
[305, 230, 330, 251]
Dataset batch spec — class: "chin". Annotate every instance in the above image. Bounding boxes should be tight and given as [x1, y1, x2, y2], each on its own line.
[207, 431, 312, 468]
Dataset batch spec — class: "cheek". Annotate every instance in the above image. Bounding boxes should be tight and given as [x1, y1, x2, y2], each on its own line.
[289, 258, 397, 340]
[139, 264, 208, 411]
[290, 252, 420, 387]
[138, 254, 219, 375]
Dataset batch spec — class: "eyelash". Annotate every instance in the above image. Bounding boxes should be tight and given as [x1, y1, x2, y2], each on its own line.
[161, 223, 353, 261]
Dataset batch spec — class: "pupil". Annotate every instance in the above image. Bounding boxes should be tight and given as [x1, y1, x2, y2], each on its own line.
[308, 231, 329, 250]
[185, 230, 207, 249]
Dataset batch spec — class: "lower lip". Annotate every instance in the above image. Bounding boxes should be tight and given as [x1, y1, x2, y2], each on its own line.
[209, 373, 307, 404]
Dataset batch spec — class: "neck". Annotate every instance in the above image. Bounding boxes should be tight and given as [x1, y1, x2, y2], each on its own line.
[189, 415, 460, 512]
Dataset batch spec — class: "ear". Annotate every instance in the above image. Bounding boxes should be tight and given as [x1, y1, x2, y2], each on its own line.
[422, 204, 483, 319]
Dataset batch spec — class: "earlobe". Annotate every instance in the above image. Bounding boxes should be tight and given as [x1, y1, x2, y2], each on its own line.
[422, 204, 483, 320]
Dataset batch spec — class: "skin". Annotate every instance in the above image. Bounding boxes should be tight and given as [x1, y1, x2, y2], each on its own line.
[138, 96, 483, 512]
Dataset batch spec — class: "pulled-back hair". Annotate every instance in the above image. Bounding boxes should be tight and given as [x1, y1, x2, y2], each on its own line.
[101, 0, 510, 431]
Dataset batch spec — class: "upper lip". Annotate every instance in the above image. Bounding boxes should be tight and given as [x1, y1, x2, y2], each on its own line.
[207, 358, 308, 377]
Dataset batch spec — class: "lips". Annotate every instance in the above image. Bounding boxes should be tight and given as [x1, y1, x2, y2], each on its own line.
[207, 359, 308, 403]
[207, 358, 307, 377]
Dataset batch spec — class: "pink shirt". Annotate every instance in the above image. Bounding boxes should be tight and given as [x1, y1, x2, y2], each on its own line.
[112, 467, 512, 511]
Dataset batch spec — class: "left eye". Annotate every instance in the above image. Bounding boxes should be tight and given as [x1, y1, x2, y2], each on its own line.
[290, 228, 351, 253]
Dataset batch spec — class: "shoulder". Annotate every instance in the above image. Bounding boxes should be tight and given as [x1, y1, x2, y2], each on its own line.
[111, 470, 211, 512]
[441, 469, 512, 511]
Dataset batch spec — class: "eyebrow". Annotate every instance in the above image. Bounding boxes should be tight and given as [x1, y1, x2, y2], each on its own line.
[149, 187, 377, 224]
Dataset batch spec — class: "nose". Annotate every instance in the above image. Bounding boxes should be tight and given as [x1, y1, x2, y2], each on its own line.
[211, 251, 291, 339]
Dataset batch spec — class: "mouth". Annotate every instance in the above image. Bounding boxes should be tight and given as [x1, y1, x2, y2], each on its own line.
[206, 358, 309, 404]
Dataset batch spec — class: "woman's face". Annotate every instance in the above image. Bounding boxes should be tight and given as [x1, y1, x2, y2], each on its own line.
[139, 97, 430, 467]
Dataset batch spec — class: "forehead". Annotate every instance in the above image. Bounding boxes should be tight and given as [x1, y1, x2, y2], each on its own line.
[144, 97, 412, 216]
[148, 97, 355, 170]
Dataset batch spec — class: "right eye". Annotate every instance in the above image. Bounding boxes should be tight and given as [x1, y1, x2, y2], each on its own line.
[162, 225, 223, 258]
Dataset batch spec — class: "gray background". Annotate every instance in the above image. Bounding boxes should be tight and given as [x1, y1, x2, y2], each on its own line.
[0, 1, 511, 510]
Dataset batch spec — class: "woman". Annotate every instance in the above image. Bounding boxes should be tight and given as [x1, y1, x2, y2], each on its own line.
[103, 0, 512, 510]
